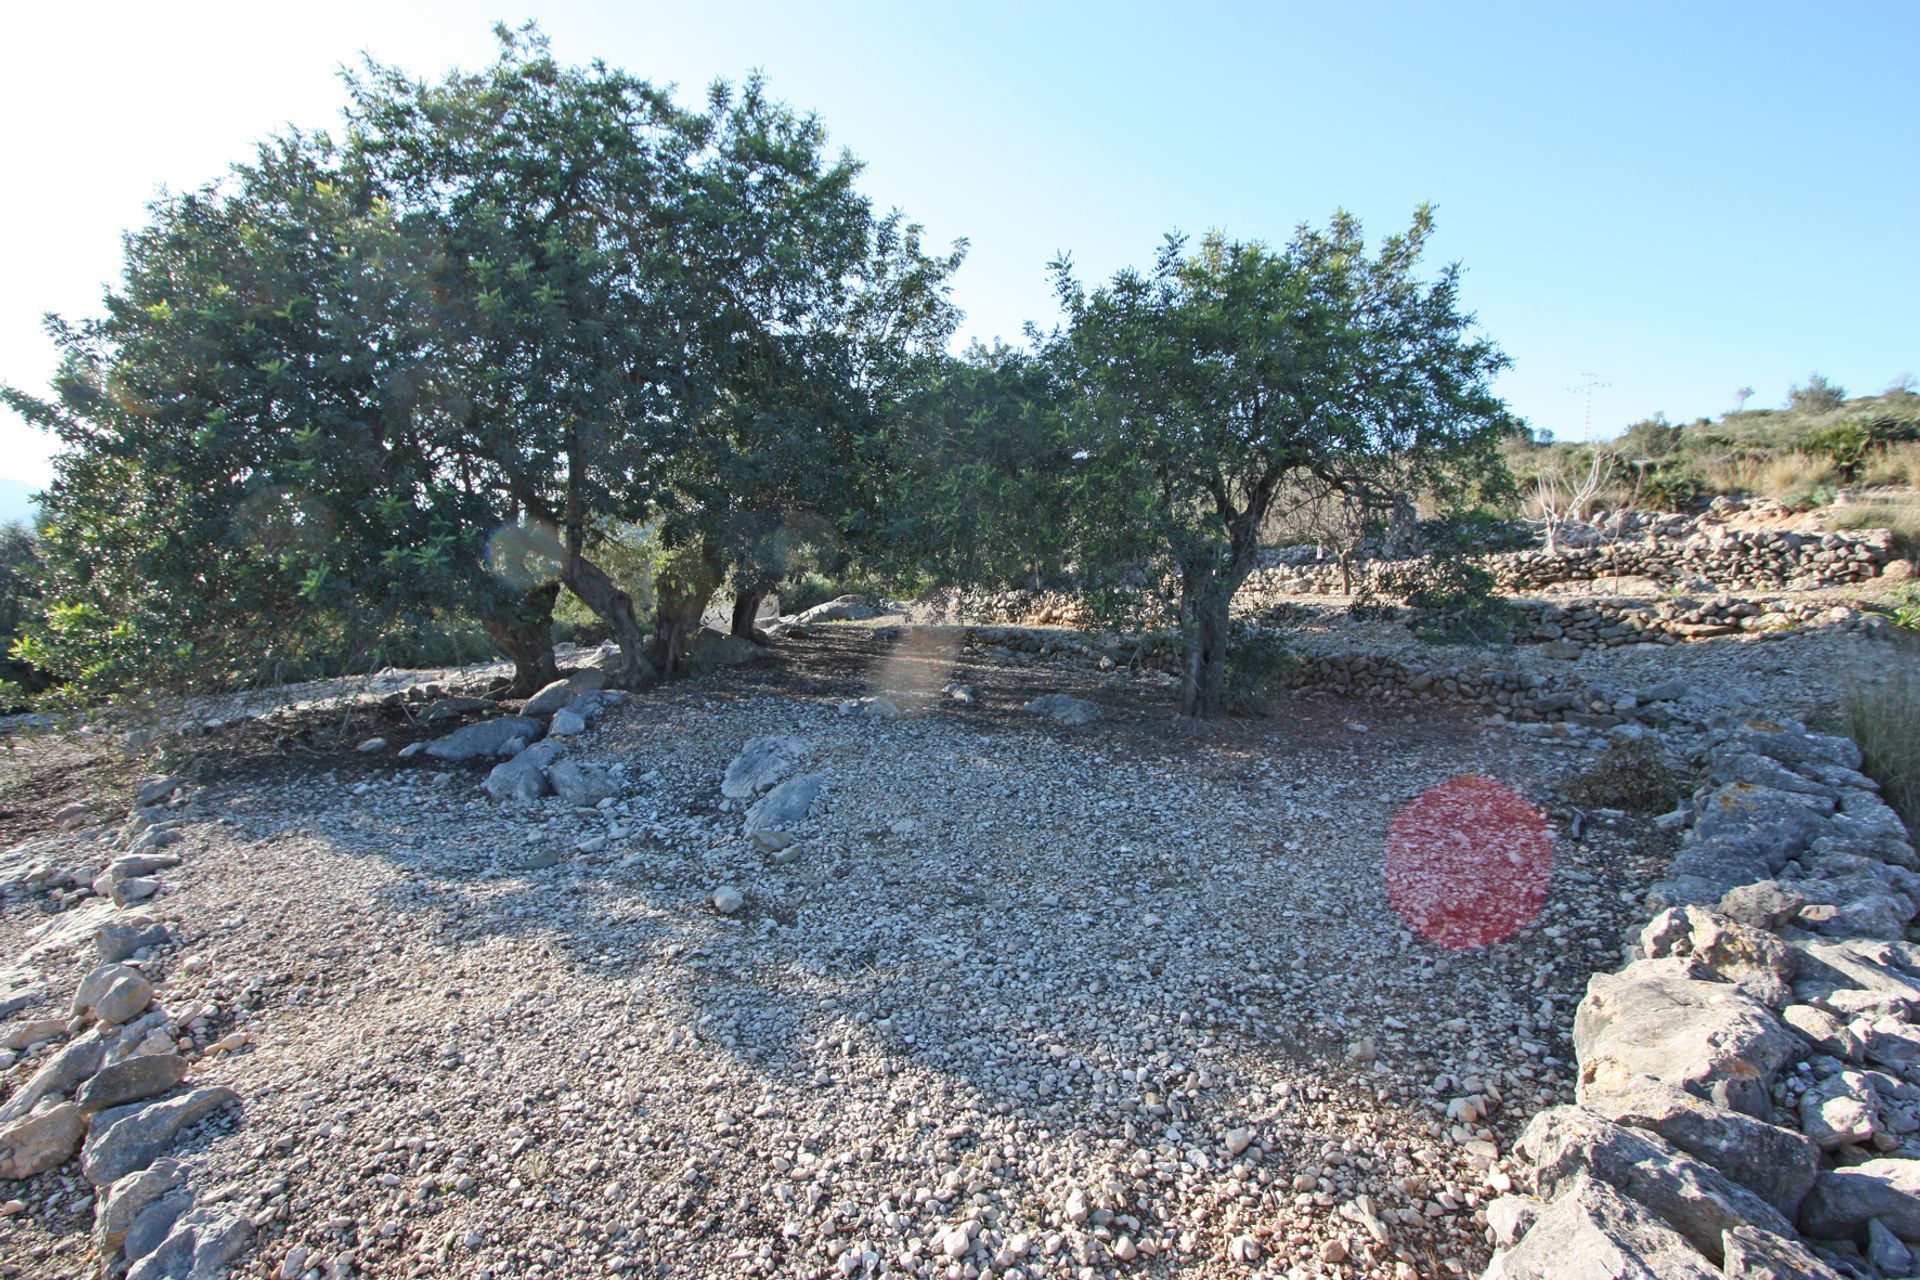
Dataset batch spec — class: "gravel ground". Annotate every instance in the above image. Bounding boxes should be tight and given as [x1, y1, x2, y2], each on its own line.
[0, 628, 1682, 1280]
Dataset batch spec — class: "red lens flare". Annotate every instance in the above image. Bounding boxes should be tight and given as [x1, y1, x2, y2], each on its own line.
[1385, 775, 1553, 950]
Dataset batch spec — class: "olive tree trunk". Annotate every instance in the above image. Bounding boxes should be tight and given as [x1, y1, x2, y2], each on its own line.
[1180, 584, 1234, 719]
[483, 583, 561, 697]
[729, 578, 774, 643]
[559, 552, 657, 688]
[648, 543, 725, 675]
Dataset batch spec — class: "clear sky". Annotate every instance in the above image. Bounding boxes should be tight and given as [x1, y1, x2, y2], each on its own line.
[2, 1, 1914, 490]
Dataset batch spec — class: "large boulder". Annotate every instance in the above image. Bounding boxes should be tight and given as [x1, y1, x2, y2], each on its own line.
[0, 1102, 85, 1179]
[483, 738, 565, 804]
[0, 1031, 108, 1123]
[1792, 938, 1920, 1018]
[1691, 784, 1834, 859]
[745, 774, 825, 834]
[548, 760, 619, 808]
[1724, 727, 1862, 775]
[1517, 1106, 1796, 1262]
[125, 1204, 251, 1280]
[1799, 1158, 1920, 1242]
[1799, 1070, 1880, 1151]
[689, 628, 774, 671]
[484, 757, 550, 804]
[77, 1055, 188, 1114]
[1719, 1224, 1849, 1279]
[93, 1158, 187, 1257]
[522, 669, 606, 717]
[83, 1087, 239, 1186]
[1581, 1078, 1818, 1218]
[1023, 693, 1102, 727]
[73, 963, 155, 1027]
[722, 736, 806, 800]
[422, 716, 544, 762]
[95, 915, 170, 963]
[1639, 906, 1794, 1007]
[793, 595, 882, 624]
[1575, 959, 1798, 1118]
[1484, 1173, 1720, 1280]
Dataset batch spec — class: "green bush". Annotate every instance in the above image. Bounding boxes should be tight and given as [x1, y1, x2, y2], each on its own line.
[1639, 463, 1705, 511]
[1805, 422, 1874, 479]
[1781, 484, 1840, 513]
[1886, 583, 1920, 634]
[1223, 625, 1296, 716]
[1381, 510, 1521, 644]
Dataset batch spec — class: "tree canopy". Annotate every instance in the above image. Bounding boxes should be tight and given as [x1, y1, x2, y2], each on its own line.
[1044, 210, 1511, 716]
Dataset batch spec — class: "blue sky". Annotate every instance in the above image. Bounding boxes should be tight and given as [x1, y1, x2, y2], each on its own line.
[2, 1, 1914, 491]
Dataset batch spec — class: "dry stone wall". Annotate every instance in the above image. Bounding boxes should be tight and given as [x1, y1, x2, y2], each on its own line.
[958, 625, 1708, 731]
[1482, 717, 1920, 1279]
[1244, 526, 1897, 600]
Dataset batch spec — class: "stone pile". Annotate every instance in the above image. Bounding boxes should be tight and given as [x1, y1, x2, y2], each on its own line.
[0, 777, 251, 1278]
[396, 667, 628, 805]
[1482, 717, 1920, 1279]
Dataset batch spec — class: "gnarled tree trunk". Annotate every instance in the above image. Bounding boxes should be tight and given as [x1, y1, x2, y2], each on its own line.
[649, 542, 725, 676]
[1180, 582, 1233, 719]
[559, 552, 657, 688]
[483, 583, 561, 697]
[729, 577, 775, 643]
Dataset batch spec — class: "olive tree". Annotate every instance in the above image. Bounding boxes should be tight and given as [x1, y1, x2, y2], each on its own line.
[1048, 209, 1511, 717]
[3, 134, 537, 698]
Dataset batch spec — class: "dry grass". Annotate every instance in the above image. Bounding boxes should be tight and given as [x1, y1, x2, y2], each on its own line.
[1559, 738, 1683, 813]
[1847, 659, 1920, 833]
[1860, 442, 1920, 490]
[1692, 451, 1843, 499]
[1829, 495, 1920, 561]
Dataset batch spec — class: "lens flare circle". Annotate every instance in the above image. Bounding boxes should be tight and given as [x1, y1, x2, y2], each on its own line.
[1385, 774, 1552, 950]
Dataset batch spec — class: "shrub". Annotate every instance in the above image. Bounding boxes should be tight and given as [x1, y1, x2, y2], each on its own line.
[1223, 626, 1296, 716]
[1828, 497, 1920, 562]
[1857, 442, 1920, 490]
[1380, 510, 1521, 644]
[1560, 738, 1682, 813]
[1780, 484, 1840, 513]
[1805, 422, 1875, 479]
[1638, 463, 1705, 511]
[1847, 665, 1920, 831]
[1883, 583, 1920, 634]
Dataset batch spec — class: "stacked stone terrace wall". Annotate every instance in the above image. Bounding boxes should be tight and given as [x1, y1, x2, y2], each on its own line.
[1244, 526, 1896, 600]
[1479, 717, 1920, 1278]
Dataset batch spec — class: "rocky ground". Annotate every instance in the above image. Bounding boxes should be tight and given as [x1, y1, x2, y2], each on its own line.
[0, 624, 1696, 1280]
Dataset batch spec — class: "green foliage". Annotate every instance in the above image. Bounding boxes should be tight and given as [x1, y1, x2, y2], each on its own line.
[1045, 209, 1511, 716]
[1885, 583, 1920, 634]
[878, 342, 1074, 589]
[7, 25, 953, 702]
[1560, 739, 1681, 813]
[1788, 372, 1848, 415]
[1618, 414, 1682, 460]
[1379, 510, 1521, 644]
[1804, 421, 1874, 478]
[1638, 463, 1705, 511]
[1781, 484, 1839, 513]
[1222, 626, 1296, 716]
[0, 523, 45, 709]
